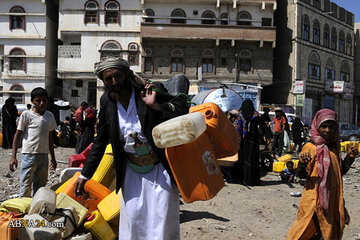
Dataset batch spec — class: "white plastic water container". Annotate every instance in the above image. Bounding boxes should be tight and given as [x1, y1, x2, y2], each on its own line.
[28, 187, 56, 216]
[152, 112, 206, 148]
[18, 214, 61, 240]
[70, 233, 92, 240]
[59, 168, 83, 183]
[51, 207, 79, 238]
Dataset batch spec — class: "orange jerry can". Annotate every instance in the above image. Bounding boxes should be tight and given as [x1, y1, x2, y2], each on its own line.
[0, 212, 24, 240]
[62, 172, 111, 213]
[190, 102, 239, 159]
[165, 132, 224, 203]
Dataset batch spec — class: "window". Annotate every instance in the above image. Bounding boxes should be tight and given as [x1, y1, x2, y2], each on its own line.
[128, 43, 139, 66]
[9, 6, 25, 30]
[323, 24, 330, 48]
[71, 90, 79, 97]
[84, 1, 99, 24]
[308, 51, 321, 80]
[346, 34, 352, 55]
[237, 11, 251, 26]
[313, 0, 321, 9]
[145, 9, 154, 23]
[144, 57, 152, 72]
[76, 80, 83, 87]
[105, 1, 119, 24]
[221, 58, 227, 66]
[339, 31, 345, 53]
[262, 18, 272, 26]
[9, 84, 24, 104]
[201, 10, 215, 24]
[220, 13, 228, 25]
[340, 61, 350, 82]
[171, 48, 184, 72]
[9, 48, 26, 71]
[313, 20, 320, 45]
[171, 8, 186, 24]
[239, 50, 252, 72]
[100, 40, 122, 59]
[302, 15, 310, 41]
[202, 59, 213, 73]
[331, 27, 337, 50]
[325, 68, 335, 81]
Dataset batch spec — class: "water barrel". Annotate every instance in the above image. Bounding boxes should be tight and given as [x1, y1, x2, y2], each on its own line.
[191, 88, 243, 113]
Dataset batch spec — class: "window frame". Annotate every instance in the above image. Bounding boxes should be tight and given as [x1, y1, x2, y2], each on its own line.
[171, 8, 186, 24]
[170, 48, 184, 73]
[346, 34, 352, 55]
[313, 20, 320, 45]
[201, 10, 216, 25]
[331, 28, 337, 50]
[9, 6, 25, 30]
[100, 40, 122, 59]
[339, 31, 345, 53]
[237, 11, 252, 26]
[323, 24, 330, 48]
[104, 1, 120, 25]
[9, 47, 26, 72]
[325, 68, 335, 81]
[9, 84, 25, 104]
[145, 9, 154, 23]
[128, 42, 139, 66]
[302, 15, 310, 41]
[84, 0, 99, 25]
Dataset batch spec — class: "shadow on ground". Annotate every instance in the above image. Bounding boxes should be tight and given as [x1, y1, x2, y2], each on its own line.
[180, 210, 230, 224]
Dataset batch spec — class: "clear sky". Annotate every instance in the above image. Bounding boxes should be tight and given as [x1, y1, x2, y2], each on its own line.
[331, 0, 360, 23]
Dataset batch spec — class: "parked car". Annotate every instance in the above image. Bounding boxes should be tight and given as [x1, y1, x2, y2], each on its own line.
[339, 122, 360, 141]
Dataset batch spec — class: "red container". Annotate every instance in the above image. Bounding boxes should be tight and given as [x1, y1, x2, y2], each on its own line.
[0, 212, 24, 240]
[68, 143, 93, 167]
[61, 172, 111, 213]
[190, 103, 239, 159]
[165, 132, 224, 203]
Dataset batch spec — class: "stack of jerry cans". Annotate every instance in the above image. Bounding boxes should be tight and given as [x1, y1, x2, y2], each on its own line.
[189, 102, 240, 158]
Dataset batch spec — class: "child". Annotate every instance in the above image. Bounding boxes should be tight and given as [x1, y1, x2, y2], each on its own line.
[280, 161, 296, 183]
[287, 109, 358, 240]
[9, 87, 57, 197]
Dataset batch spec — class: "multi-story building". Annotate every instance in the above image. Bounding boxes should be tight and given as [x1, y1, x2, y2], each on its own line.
[57, 0, 143, 106]
[140, 0, 277, 109]
[265, 0, 354, 125]
[354, 22, 360, 125]
[0, 0, 56, 104]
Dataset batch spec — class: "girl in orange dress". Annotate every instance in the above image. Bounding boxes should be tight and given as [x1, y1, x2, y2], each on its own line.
[287, 109, 358, 240]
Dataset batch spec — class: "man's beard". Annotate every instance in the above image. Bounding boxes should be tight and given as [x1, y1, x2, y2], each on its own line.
[106, 82, 132, 101]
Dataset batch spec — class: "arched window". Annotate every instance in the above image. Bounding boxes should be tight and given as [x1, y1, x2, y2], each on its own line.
[237, 11, 251, 26]
[202, 49, 214, 73]
[331, 27, 337, 50]
[9, 6, 25, 30]
[144, 48, 152, 72]
[325, 58, 335, 81]
[10, 84, 24, 104]
[323, 24, 330, 48]
[308, 51, 321, 80]
[171, 48, 184, 72]
[100, 40, 122, 59]
[145, 9, 154, 23]
[128, 42, 139, 66]
[339, 31, 345, 53]
[171, 8, 186, 24]
[340, 60, 350, 82]
[313, 0, 321, 9]
[302, 15, 310, 41]
[220, 13, 228, 25]
[105, 1, 120, 24]
[239, 50, 252, 72]
[201, 10, 216, 24]
[9, 48, 26, 71]
[346, 34, 352, 55]
[84, 1, 99, 24]
[313, 19, 320, 45]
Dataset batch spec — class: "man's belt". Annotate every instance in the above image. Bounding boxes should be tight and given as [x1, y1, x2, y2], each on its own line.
[127, 151, 160, 166]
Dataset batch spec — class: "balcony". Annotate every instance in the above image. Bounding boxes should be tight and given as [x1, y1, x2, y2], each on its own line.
[141, 23, 276, 42]
[58, 45, 81, 58]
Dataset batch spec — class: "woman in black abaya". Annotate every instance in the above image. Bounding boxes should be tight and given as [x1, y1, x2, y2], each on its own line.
[2, 97, 18, 149]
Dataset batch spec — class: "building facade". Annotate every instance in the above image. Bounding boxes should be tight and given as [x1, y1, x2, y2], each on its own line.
[265, 0, 354, 125]
[140, 0, 276, 108]
[57, 0, 143, 107]
[0, 0, 49, 104]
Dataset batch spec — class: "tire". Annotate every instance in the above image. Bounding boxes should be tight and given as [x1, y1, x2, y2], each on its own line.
[348, 135, 359, 142]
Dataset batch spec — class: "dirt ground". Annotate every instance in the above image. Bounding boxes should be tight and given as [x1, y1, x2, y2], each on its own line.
[0, 147, 359, 240]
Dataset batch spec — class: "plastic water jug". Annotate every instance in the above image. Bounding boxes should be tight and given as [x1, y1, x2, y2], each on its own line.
[1, 197, 32, 213]
[97, 190, 121, 224]
[51, 207, 79, 238]
[18, 214, 61, 240]
[152, 112, 206, 148]
[56, 192, 88, 226]
[28, 187, 56, 216]
[84, 210, 115, 240]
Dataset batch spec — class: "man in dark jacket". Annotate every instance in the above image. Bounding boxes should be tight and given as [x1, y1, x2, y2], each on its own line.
[74, 57, 188, 240]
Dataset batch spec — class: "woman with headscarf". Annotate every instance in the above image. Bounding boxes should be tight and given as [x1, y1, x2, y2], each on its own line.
[75, 108, 96, 154]
[232, 99, 266, 186]
[287, 109, 358, 240]
[2, 97, 18, 149]
[292, 116, 305, 152]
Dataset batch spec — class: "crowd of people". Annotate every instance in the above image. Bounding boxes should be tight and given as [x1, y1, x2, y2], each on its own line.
[0, 57, 358, 239]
